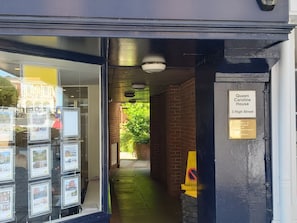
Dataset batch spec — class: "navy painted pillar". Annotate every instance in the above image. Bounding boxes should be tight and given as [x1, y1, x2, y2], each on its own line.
[197, 57, 272, 223]
[214, 59, 271, 223]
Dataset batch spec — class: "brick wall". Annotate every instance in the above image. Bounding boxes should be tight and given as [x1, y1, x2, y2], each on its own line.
[150, 78, 196, 196]
[108, 102, 121, 168]
[166, 85, 182, 196]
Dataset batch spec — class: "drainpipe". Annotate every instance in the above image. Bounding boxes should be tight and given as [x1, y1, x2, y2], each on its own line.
[275, 30, 296, 223]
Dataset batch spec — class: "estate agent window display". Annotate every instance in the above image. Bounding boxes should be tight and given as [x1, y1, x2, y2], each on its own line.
[49, 107, 82, 221]
[0, 107, 16, 223]
[0, 105, 82, 223]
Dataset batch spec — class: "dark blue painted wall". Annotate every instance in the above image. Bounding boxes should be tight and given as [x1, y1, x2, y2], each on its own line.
[196, 45, 272, 222]
[196, 65, 216, 223]
[214, 82, 268, 222]
[196, 40, 224, 223]
[212, 58, 271, 222]
[0, 0, 288, 22]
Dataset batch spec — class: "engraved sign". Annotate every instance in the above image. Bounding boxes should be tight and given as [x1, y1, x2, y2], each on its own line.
[229, 90, 256, 118]
[229, 119, 257, 139]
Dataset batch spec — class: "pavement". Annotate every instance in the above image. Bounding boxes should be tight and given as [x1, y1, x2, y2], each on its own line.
[109, 158, 182, 223]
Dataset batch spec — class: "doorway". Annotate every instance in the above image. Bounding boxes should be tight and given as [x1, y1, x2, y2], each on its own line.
[107, 38, 202, 223]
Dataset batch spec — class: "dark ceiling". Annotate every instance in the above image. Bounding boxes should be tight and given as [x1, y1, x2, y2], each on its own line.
[108, 38, 197, 103]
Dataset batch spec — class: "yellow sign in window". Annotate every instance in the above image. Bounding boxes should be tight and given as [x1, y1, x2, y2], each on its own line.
[23, 65, 58, 86]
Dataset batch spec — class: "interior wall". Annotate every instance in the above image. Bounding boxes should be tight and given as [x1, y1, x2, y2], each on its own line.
[88, 85, 100, 179]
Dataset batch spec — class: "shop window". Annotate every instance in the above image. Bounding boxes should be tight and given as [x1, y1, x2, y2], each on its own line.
[0, 57, 102, 222]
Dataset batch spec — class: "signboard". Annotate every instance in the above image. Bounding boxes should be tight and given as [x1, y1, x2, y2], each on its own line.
[0, 107, 15, 144]
[0, 0, 288, 23]
[29, 180, 52, 218]
[229, 119, 257, 139]
[0, 185, 14, 222]
[228, 90, 257, 140]
[229, 90, 256, 118]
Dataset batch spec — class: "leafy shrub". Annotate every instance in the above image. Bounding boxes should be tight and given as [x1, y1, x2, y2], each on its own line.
[120, 102, 150, 152]
[120, 124, 135, 153]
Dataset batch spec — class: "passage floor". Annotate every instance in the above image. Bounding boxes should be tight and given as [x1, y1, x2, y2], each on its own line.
[109, 159, 182, 223]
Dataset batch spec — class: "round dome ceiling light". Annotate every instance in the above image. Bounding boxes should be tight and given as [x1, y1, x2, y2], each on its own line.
[132, 83, 146, 90]
[124, 90, 135, 98]
[141, 54, 166, 73]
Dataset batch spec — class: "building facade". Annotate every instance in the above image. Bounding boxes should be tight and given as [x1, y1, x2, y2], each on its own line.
[0, 0, 295, 222]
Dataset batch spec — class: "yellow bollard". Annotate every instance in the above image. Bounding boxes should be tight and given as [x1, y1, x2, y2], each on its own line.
[181, 151, 198, 198]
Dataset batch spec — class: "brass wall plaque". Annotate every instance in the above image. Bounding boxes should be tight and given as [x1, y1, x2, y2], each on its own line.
[229, 119, 256, 139]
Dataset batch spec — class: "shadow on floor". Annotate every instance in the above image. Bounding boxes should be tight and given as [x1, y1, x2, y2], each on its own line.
[109, 159, 182, 223]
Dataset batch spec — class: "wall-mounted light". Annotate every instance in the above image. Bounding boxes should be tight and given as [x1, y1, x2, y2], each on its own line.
[132, 83, 146, 90]
[141, 54, 166, 73]
[257, 0, 277, 11]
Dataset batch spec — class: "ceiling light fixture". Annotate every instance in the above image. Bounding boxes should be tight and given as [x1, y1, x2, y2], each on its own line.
[141, 54, 166, 73]
[132, 83, 146, 90]
[124, 90, 135, 98]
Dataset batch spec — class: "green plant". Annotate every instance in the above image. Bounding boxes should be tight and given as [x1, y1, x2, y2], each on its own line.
[120, 124, 135, 153]
[121, 102, 150, 145]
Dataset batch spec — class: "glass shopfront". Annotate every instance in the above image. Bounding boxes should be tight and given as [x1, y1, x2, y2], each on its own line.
[0, 47, 104, 222]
